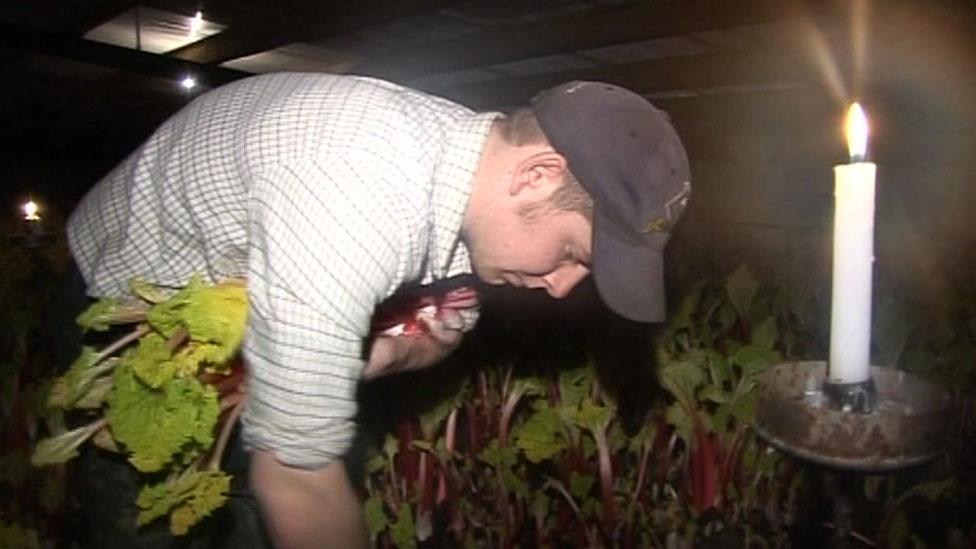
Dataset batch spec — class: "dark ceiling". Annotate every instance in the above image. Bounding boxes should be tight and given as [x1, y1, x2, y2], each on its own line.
[1, 0, 973, 212]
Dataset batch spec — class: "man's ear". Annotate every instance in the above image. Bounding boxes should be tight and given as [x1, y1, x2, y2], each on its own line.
[509, 150, 568, 196]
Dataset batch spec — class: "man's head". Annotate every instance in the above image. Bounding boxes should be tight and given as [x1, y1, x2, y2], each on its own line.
[463, 81, 690, 322]
[529, 81, 691, 322]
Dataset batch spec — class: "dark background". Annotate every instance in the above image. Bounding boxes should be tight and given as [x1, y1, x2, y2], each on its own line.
[1, 0, 974, 305]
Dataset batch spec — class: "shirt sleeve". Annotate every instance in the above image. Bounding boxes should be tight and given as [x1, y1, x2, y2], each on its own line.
[240, 158, 413, 468]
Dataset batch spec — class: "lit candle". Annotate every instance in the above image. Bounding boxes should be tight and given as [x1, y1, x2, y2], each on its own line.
[22, 199, 41, 222]
[828, 103, 876, 384]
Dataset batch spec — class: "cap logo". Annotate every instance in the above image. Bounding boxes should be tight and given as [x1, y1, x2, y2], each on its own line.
[642, 217, 671, 234]
[641, 180, 691, 235]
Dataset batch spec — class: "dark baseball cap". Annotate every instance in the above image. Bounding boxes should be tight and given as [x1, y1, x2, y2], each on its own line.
[530, 81, 691, 322]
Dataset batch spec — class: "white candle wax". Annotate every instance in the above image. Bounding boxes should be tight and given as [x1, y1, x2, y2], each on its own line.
[829, 161, 876, 383]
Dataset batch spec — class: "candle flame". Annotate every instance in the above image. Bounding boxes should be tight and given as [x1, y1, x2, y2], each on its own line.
[189, 11, 204, 34]
[22, 200, 40, 221]
[845, 102, 869, 161]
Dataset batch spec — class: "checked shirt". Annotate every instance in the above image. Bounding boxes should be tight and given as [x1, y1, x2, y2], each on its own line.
[67, 73, 497, 466]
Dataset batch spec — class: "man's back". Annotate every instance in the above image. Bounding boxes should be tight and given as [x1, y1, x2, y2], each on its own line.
[67, 73, 465, 298]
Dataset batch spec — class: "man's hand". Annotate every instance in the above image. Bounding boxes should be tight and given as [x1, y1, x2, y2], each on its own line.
[250, 450, 368, 549]
[364, 307, 464, 380]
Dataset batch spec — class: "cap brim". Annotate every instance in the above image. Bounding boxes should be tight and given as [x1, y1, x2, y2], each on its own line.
[591, 209, 666, 323]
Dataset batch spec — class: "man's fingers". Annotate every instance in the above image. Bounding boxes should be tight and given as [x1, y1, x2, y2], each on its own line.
[438, 308, 465, 330]
[417, 309, 463, 346]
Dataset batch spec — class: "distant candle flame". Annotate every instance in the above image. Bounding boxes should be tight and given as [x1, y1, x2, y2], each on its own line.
[189, 11, 204, 34]
[22, 200, 40, 221]
[846, 102, 869, 161]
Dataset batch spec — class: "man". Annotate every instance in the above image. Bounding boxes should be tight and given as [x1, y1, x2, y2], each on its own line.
[67, 74, 689, 547]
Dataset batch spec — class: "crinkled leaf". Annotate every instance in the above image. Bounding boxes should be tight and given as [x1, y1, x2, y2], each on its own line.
[668, 278, 711, 337]
[107, 364, 218, 473]
[77, 298, 149, 331]
[72, 374, 115, 409]
[181, 281, 247, 363]
[908, 477, 958, 501]
[712, 402, 731, 433]
[364, 495, 388, 536]
[575, 399, 611, 433]
[531, 492, 551, 524]
[710, 302, 739, 343]
[557, 366, 592, 409]
[127, 334, 176, 389]
[755, 446, 782, 476]
[31, 419, 105, 466]
[627, 421, 658, 454]
[49, 347, 118, 409]
[706, 350, 731, 388]
[165, 342, 218, 379]
[47, 346, 98, 409]
[569, 471, 595, 499]
[513, 407, 565, 463]
[147, 277, 204, 337]
[608, 422, 627, 453]
[146, 278, 246, 366]
[725, 264, 758, 322]
[502, 468, 530, 498]
[510, 375, 546, 401]
[658, 359, 705, 409]
[730, 390, 760, 425]
[698, 384, 727, 404]
[477, 439, 517, 469]
[390, 504, 417, 549]
[751, 315, 779, 349]
[383, 433, 399, 462]
[130, 278, 171, 304]
[366, 453, 386, 475]
[886, 510, 909, 549]
[581, 498, 602, 520]
[666, 402, 695, 448]
[732, 344, 781, 381]
[410, 440, 433, 452]
[136, 469, 230, 536]
[417, 379, 467, 440]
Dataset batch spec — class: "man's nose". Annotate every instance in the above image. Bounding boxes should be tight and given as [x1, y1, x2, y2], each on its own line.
[543, 265, 590, 299]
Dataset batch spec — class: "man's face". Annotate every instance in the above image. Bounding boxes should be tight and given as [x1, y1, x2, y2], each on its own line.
[468, 205, 592, 299]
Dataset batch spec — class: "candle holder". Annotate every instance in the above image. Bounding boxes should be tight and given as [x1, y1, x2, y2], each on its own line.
[756, 361, 948, 471]
[12, 220, 50, 249]
[755, 361, 951, 546]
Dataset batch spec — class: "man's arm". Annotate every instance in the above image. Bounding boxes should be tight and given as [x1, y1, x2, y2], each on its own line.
[250, 450, 368, 549]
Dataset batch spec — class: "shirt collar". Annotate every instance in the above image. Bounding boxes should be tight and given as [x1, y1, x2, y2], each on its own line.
[428, 111, 500, 282]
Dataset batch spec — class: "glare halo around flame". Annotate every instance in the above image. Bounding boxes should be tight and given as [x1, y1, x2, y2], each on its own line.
[846, 103, 869, 161]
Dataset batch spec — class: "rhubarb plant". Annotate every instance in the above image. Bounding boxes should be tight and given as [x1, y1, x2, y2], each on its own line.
[361, 265, 804, 547]
[31, 276, 247, 536]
